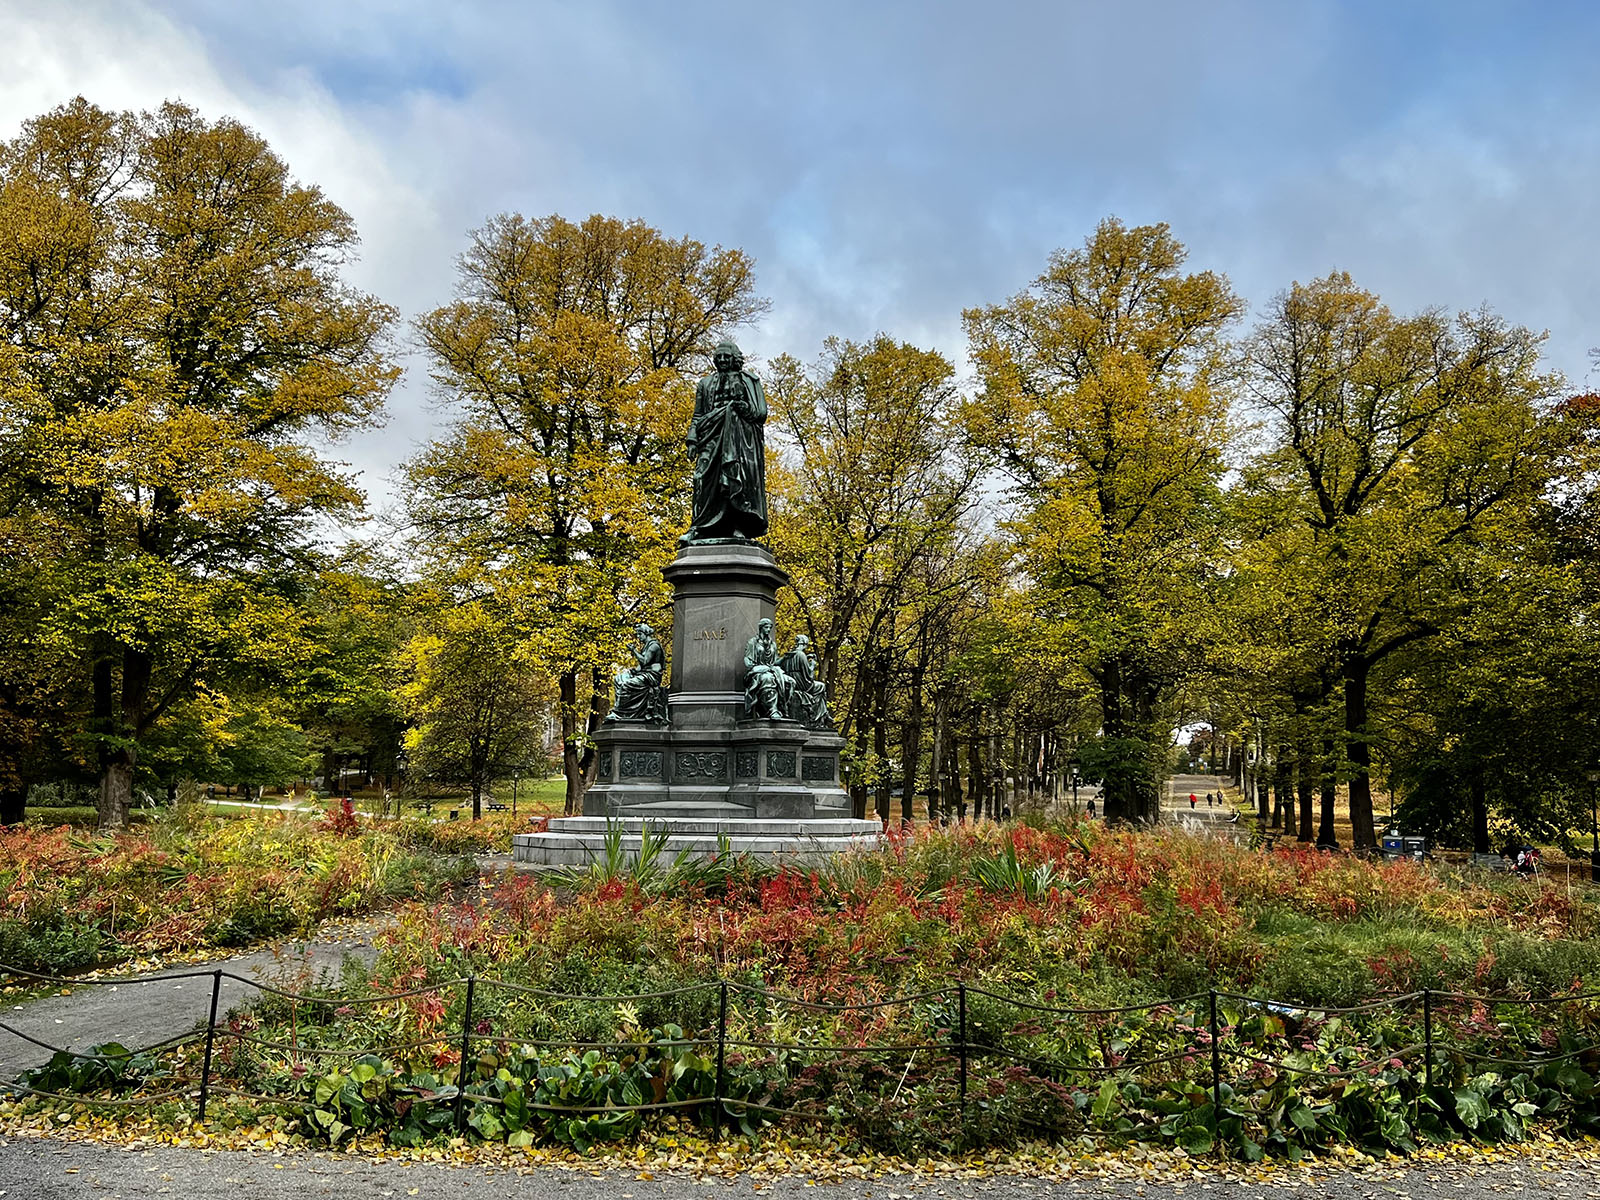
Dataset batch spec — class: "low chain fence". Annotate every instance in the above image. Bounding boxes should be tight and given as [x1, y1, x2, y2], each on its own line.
[3, 961, 1599, 1158]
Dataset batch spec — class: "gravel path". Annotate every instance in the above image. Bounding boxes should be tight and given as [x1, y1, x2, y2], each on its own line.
[0, 1136, 1597, 1199]
[0, 921, 389, 1077]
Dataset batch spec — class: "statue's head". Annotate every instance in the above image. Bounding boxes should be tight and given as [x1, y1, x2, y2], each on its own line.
[757, 617, 773, 640]
[794, 634, 812, 650]
[634, 623, 652, 639]
[713, 339, 744, 372]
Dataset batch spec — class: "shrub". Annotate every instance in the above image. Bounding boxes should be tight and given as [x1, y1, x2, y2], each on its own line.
[0, 813, 473, 973]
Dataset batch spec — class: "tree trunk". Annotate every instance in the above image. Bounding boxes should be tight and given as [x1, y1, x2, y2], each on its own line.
[948, 733, 964, 821]
[1296, 739, 1315, 842]
[928, 688, 947, 823]
[850, 688, 871, 820]
[100, 757, 135, 830]
[1097, 658, 1143, 824]
[1343, 658, 1377, 851]
[1255, 740, 1271, 828]
[967, 728, 985, 821]
[874, 661, 891, 823]
[0, 782, 25, 826]
[1317, 730, 1339, 849]
[559, 669, 583, 816]
[1471, 769, 1489, 855]
[1238, 745, 1248, 813]
[1272, 745, 1291, 835]
[98, 646, 152, 830]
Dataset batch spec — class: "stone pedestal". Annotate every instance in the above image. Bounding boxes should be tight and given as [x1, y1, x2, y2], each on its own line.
[513, 543, 873, 869]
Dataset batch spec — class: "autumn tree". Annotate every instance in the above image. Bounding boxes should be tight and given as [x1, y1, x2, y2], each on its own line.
[291, 558, 412, 794]
[0, 98, 398, 828]
[1215, 479, 1346, 845]
[962, 218, 1241, 824]
[400, 603, 550, 820]
[408, 213, 765, 814]
[1241, 274, 1568, 850]
[1378, 389, 1600, 852]
[766, 335, 981, 817]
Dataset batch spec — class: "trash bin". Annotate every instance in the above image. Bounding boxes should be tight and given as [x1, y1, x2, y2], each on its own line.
[1403, 835, 1427, 861]
[1380, 833, 1405, 861]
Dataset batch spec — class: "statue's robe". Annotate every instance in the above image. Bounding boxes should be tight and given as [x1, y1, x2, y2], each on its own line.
[609, 637, 666, 722]
[780, 648, 831, 729]
[686, 368, 768, 542]
[743, 634, 792, 719]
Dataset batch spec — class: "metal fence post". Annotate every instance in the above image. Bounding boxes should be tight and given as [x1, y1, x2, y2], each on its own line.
[196, 969, 222, 1122]
[454, 976, 476, 1134]
[957, 983, 968, 1117]
[713, 981, 728, 1141]
[1207, 989, 1222, 1138]
[1422, 989, 1433, 1091]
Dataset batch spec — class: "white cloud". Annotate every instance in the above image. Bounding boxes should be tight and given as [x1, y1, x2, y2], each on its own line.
[3, 0, 1597, 521]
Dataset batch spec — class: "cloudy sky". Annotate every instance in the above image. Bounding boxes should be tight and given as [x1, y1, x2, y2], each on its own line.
[3, 0, 1597, 505]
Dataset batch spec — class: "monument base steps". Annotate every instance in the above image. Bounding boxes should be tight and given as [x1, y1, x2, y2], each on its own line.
[510, 815, 881, 871]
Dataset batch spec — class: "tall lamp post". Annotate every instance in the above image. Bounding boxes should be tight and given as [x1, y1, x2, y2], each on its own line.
[1588, 767, 1600, 883]
[512, 770, 520, 817]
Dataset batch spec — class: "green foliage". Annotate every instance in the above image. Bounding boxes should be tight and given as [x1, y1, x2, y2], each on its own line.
[17, 1042, 158, 1095]
[399, 601, 550, 819]
[549, 823, 752, 898]
[290, 1027, 741, 1150]
[967, 838, 1083, 900]
[0, 96, 398, 830]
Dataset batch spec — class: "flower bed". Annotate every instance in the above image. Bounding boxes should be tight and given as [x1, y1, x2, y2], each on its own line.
[10, 820, 1600, 1159]
[0, 810, 477, 973]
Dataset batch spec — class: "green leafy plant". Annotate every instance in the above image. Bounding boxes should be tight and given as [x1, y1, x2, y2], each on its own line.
[968, 839, 1082, 900]
[17, 1042, 159, 1094]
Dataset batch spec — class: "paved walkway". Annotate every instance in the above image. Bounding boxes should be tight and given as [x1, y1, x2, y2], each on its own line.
[1162, 774, 1246, 842]
[0, 921, 387, 1077]
[0, 1135, 1595, 1198]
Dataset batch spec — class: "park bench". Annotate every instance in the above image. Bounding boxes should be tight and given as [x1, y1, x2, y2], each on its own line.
[487, 801, 509, 813]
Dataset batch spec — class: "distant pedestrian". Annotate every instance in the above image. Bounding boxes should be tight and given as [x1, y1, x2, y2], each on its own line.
[1206, 792, 1214, 807]
[1086, 797, 1096, 819]
[1189, 792, 1197, 809]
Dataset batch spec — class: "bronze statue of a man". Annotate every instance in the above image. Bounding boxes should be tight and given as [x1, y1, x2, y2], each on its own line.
[780, 634, 832, 729]
[607, 623, 667, 723]
[743, 618, 792, 720]
[682, 339, 768, 544]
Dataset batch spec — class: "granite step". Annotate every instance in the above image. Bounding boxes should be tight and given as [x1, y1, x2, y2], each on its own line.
[510, 816, 881, 870]
[608, 801, 755, 819]
[529, 815, 880, 837]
